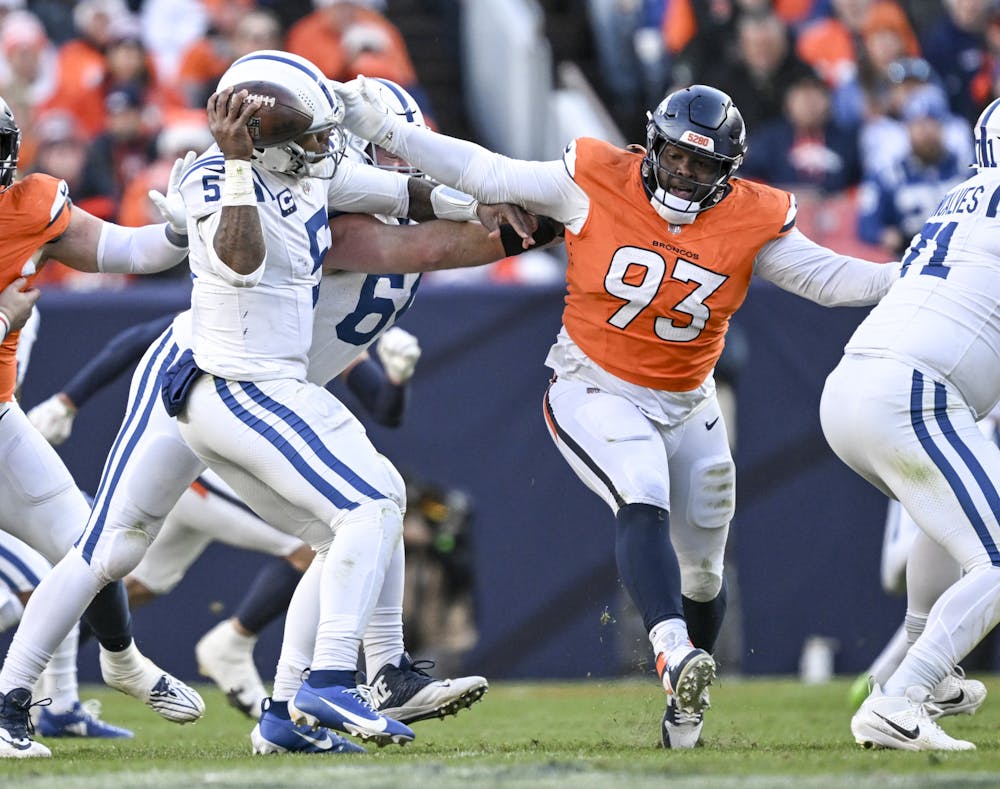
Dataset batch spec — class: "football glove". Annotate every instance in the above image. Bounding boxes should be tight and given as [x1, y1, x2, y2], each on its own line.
[376, 327, 421, 385]
[332, 76, 395, 147]
[149, 151, 196, 235]
[27, 393, 77, 446]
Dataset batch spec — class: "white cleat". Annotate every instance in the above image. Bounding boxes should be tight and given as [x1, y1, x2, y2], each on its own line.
[928, 668, 987, 719]
[368, 654, 488, 725]
[851, 683, 975, 751]
[195, 621, 267, 719]
[661, 694, 704, 749]
[101, 643, 205, 723]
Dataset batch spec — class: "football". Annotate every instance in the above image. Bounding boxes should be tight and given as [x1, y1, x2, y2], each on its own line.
[231, 80, 313, 147]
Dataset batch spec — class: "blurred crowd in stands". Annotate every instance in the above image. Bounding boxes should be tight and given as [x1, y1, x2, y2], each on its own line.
[587, 0, 993, 262]
[0, 0, 437, 288]
[6, 0, 992, 288]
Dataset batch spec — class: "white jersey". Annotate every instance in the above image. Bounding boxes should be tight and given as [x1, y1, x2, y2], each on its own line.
[181, 146, 331, 382]
[845, 169, 1000, 418]
[308, 266, 420, 386]
[179, 148, 414, 382]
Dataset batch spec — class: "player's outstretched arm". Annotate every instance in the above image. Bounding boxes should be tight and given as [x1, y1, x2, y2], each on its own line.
[323, 213, 562, 275]
[0, 277, 40, 342]
[338, 327, 422, 428]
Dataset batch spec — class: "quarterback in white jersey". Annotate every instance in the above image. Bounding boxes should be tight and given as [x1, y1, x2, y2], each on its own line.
[821, 97, 1000, 751]
[0, 50, 532, 757]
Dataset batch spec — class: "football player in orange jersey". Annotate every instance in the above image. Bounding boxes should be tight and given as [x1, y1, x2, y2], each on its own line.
[336, 80, 901, 748]
[0, 95, 204, 758]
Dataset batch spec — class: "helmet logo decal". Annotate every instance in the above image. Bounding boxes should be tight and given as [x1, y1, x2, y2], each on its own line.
[680, 130, 714, 152]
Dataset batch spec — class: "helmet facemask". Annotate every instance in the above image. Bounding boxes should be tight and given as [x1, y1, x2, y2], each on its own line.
[253, 125, 348, 179]
[0, 98, 21, 190]
[641, 85, 746, 224]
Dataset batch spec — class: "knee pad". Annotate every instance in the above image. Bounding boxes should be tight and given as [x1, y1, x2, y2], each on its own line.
[680, 567, 724, 602]
[333, 498, 404, 544]
[378, 456, 407, 513]
[85, 519, 157, 584]
[686, 457, 736, 530]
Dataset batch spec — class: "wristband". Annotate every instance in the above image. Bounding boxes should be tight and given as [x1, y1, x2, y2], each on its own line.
[0, 312, 9, 344]
[221, 159, 257, 207]
[499, 215, 564, 256]
[430, 185, 479, 222]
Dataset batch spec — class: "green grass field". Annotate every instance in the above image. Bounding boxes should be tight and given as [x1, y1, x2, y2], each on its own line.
[3, 677, 999, 788]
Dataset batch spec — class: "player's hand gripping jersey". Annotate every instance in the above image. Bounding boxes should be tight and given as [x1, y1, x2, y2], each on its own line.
[0, 175, 70, 401]
[563, 138, 794, 391]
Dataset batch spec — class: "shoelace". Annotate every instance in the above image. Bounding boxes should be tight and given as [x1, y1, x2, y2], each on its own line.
[1, 694, 50, 737]
[350, 685, 379, 713]
[404, 658, 436, 679]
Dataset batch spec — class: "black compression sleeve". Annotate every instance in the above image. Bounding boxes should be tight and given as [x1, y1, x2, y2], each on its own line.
[344, 357, 408, 428]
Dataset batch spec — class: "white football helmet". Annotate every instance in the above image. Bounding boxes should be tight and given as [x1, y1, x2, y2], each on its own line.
[974, 97, 1000, 171]
[217, 50, 346, 177]
[345, 77, 426, 175]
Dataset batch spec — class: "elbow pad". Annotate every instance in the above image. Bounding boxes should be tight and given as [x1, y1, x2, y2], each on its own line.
[97, 222, 188, 275]
[430, 185, 479, 222]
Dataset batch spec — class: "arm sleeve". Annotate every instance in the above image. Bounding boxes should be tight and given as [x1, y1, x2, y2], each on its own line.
[379, 123, 590, 225]
[96, 222, 189, 275]
[63, 315, 175, 408]
[754, 228, 901, 307]
[327, 158, 411, 217]
[343, 356, 407, 428]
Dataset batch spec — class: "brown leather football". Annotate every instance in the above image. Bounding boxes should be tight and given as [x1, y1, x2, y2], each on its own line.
[232, 80, 313, 147]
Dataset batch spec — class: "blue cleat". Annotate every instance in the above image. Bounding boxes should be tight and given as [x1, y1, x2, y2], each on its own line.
[37, 700, 134, 739]
[289, 679, 414, 746]
[251, 698, 366, 754]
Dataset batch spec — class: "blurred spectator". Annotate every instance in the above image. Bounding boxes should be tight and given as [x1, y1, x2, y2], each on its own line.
[56, 14, 185, 138]
[797, 0, 917, 89]
[921, 0, 992, 123]
[667, 0, 759, 90]
[118, 114, 212, 230]
[969, 4, 1000, 114]
[857, 87, 966, 255]
[139, 0, 210, 84]
[46, 0, 127, 119]
[0, 10, 58, 172]
[78, 84, 158, 215]
[740, 70, 861, 192]
[286, 0, 426, 110]
[858, 57, 973, 176]
[177, 5, 283, 108]
[830, 0, 922, 129]
[701, 11, 816, 132]
[585, 0, 668, 133]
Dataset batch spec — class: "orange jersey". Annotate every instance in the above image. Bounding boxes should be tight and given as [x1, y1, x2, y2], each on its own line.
[0, 174, 72, 401]
[563, 138, 794, 392]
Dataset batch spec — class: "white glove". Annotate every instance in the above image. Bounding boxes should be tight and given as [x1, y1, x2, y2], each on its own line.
[376, 326, 421, 385]
[27, 393, 77, 446]
[332, 76, 395, 146]
[149, 150, 196, 235]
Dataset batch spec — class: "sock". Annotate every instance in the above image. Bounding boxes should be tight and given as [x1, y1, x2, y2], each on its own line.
[649, 618, 690, 659]
[84, 580, 133, 652]
[308, 669, 356, 688]
[904, 611, 928, 647]
[885, 566, 1000, 697]
[271, 555, 322, 702]
[312, 501, 401, 670]
[213, 620, 258, 653]
[615, 503, 684, 633]
[39, 626, 81, 714]
[234, 557, 304, 635]
[682, 577, 728, 653]
[363, 541, 405, 678]
[869, 624, 909, 686]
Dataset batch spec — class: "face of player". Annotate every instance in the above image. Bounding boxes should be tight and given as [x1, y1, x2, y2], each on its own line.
[655, 142, 723, 204]
[294, 128, 335, 155]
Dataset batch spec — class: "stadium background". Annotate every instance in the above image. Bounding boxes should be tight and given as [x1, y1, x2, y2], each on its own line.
[4, 0, 997, 684]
